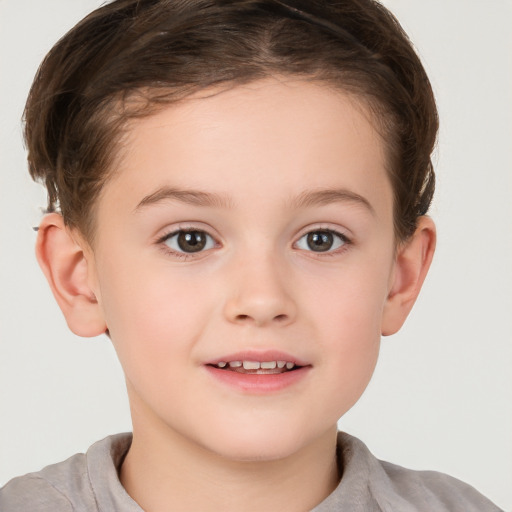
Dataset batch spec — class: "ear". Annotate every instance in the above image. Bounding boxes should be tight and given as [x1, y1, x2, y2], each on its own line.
[35, 213, 107, 337]
[381, 216, 436, 336]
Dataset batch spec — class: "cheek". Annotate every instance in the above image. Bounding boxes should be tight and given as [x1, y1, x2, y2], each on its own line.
[302, 259, 390, 396]
[96, 259, 212, 377]
[304, 255, 390, 336]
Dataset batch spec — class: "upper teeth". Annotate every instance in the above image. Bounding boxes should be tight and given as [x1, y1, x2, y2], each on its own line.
[215, 360, 296, 370]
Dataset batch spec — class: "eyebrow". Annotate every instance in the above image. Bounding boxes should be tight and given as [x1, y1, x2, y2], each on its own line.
[134, 186, 233, 211]
[291, 188, 375, 215]
[134, 185, 375, 215]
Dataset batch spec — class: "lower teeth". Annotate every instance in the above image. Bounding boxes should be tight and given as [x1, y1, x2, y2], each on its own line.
[219, 366, 295, 374]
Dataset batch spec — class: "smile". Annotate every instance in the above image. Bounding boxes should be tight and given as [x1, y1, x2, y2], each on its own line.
[204, 352, 311, 393]
[210, 360, 299, 374]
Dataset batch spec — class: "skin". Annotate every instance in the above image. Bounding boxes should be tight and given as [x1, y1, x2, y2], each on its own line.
[36, 77, 435, 511]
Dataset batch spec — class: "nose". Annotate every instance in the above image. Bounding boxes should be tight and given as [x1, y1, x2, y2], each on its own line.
[223, 254, 297, 327]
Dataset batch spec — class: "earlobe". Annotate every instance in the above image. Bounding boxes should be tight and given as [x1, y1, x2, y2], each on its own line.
[381, 216, 436, 336]
[36, 213, 107, 337]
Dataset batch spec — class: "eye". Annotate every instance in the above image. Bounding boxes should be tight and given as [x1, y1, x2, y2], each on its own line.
[163, 229, 216, 253]
[295, 229, 348, 253]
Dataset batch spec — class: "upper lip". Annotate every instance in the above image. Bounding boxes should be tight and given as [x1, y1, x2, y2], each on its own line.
[204, 350, 310, 367]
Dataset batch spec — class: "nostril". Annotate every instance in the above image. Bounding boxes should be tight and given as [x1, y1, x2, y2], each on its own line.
[235, 313, 288, 323]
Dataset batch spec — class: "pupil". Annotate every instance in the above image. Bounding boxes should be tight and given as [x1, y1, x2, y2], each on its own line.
[177, 231, 206, 252]
[307, 231, 333, 252]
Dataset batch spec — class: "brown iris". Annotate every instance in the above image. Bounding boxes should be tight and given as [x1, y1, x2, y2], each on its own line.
[177, 231, 208, 252]
[306, 231, 334, 252]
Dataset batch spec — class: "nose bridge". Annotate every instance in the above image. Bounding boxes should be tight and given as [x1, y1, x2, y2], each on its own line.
[223, 245, 296, 326]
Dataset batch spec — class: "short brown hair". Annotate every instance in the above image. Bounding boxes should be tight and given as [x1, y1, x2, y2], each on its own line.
[24, 0, 438, 242]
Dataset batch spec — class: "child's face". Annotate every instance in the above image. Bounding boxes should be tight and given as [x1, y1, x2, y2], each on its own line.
[88, 78, 397, 460]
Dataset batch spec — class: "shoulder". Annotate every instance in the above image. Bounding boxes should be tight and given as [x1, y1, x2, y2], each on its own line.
[377, 459, 503, 512]
[0, 455, 85, 512]
[0, 475, 74, 512]
[336, 432, 504, 512]
[0, 433, 133, 512]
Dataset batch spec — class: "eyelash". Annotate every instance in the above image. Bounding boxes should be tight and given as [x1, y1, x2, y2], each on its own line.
[156, 226, 352, 260]
[156, 227, 217, 260]
[295, 228, 352, 257]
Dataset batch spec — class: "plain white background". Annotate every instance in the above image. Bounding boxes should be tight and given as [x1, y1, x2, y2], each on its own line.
[0, 0, 511, 509]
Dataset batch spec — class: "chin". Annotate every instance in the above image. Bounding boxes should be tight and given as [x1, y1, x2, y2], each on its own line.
[198, 422, 319, 463]
[215, 443, 301, 463]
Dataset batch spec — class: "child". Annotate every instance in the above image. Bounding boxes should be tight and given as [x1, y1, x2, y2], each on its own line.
[0, 0, 505, 510]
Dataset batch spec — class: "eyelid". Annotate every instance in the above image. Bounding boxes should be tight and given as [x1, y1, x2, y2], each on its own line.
[293, 225, 352, 253]
[294, 224, 352, 242]
[155, 223, 221, 258]
[164, 230, 215, 251]
[155, 222, 220, 244]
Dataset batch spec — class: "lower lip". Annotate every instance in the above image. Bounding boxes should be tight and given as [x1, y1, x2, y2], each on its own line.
[204, 366, 311, 394]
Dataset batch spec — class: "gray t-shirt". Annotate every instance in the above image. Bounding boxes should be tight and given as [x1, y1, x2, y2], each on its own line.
[0, 432, 503, 511]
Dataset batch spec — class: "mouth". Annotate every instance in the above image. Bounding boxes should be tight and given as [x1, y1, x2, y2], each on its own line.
[207, 360, 302, 375]
[204, 353, 311, 393]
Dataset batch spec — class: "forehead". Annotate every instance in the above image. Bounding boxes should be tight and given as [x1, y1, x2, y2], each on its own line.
[100, 78, 392, 222]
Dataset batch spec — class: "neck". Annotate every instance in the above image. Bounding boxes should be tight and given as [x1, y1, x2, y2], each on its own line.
[120, 418, 340, 512]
